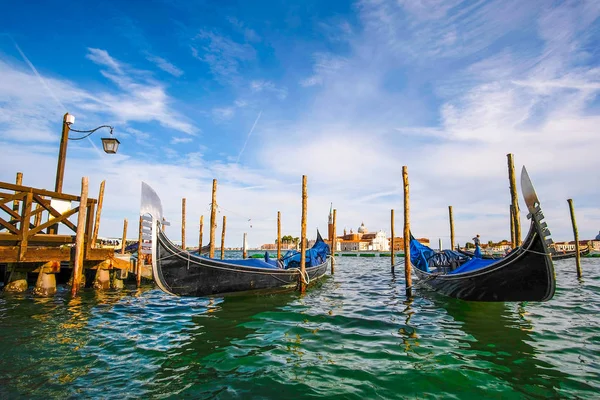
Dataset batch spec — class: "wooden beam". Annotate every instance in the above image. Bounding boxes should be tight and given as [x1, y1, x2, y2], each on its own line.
[91, 180, 105, 249]
[182, 197, 186, 250]
[33, 194, 78, 233]
[28, 207, 78, 236]
[567, 199, 582, 278]
[277, 211, 281, 259]
[331, 209, 336, 274]
[0, 217, 19, 235]
[403, 166, 412, 296]
[0, 181, 98, 204]
[121, 218, 128, 254]
[507, 154, 522, 246]
[137, 216, 142, 287]
[199, 215, 203, 251]
[449, 206, 455, 251]
[71, 177, 89, 296]
[299, 175, 307, 293]
[18, 192, 33, 261]
[391, 209, 395, 270]
[209, 179, 217, 259]
[220, 215, 226, 260]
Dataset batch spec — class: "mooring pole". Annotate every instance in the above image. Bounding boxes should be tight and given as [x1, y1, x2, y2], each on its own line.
[402, 166, 412, 296]
[199, 215, 204, 252]
[277, 211, 281, 259]
[299, 175, 308, 293]
[507, 154, 522, 246]
[439, 238, 443, 251]
[331, 209, 337, 274]
[209, 179, 217, 258]
[55, 113, 71, 193]
[71, 177, 89, 297]
[448, 206, 455, 251]
[181, 198, 186, 250]
[91, 180, 105, 248]
[243, 232, 247, 259]
[120, 218, 128, 254]
[391, 209, 395, 271]
[567, 199, 582, 278]
[220, 215, 226, 260]
[510, 204, 516, 248]
[137, 216, 142, 287]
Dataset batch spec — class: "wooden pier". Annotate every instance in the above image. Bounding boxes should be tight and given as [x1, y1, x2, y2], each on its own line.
[0, 177, 131, 295]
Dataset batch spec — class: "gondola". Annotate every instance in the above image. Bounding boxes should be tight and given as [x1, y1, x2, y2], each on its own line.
[140, 182, 330, 297]
[551, 246, 589, 260]
[410, 166, 556, 302]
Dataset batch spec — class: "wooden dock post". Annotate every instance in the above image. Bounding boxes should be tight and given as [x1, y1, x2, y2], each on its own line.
[11, 172, 23, 227]
[567, 199, 582, 278]
[71, 177, 89, 297]
[299, 175, 308, 293]
[137, 215, 142, 287]
[181, 197, 186, 250]
[220, 215, 226, 260]
[243, 232, 247, 259]
[448, 206, 455, 251]
[199, 215, 204, 251]
[391, 209, 395, 270]
[121, 218, 128, 254]
[209, 179, 217, 258]
[507, 154, 522, 246]
[510, 205, 516, 248]
[402, 166, 412, 296]
[331, 209, 337, 274]
[91, 180, 105, 248]
[439, 238, 443, 251]
[277, 211, 281, 259]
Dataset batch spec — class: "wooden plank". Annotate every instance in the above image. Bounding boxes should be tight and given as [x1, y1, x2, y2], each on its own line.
[0, 217, 19, 235]
[72, 177, 89, 296]
[0, 181, 98, 204]
[91, 180, 105, 249]
[0, 246, 112, 263]
[33, 194, 78, 233]
[0, 192, 26, 207]
[85, 202, 96, 256]
[0, 233, 74, 244]
[28, 207, 78, 236]
[18, 192, 33, 261]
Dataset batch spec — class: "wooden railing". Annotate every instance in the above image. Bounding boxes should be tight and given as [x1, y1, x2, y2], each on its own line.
[0, 181, 98, 262]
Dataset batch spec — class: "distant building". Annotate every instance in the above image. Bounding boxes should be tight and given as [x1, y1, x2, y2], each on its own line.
[388, 237, 430, 251]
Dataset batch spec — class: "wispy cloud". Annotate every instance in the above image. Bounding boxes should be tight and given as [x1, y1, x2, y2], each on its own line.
[146, 54, 184, 77]
[212, 106, 235, 120]
[171, 137, 194, 144]
[250, 80, 287, 99]
[300, 53, 348, 87]
[192, 30, 255, 85]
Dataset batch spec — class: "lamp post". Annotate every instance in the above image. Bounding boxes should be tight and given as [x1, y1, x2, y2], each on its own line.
[54, 113, 120, 193]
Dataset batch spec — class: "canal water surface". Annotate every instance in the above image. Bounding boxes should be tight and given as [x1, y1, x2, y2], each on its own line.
[1, 257, 599, 399]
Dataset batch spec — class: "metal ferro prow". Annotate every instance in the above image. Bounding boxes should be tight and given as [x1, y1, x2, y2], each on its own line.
[521, 166, 553, 249]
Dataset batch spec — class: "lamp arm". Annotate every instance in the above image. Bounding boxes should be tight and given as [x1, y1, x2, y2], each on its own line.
[68, 124, 114, 141]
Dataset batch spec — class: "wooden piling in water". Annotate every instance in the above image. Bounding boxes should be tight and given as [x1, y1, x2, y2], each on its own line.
[181, 197, 186, 250]
[448, 206, 455, 251]
[11, 172, 23, 226]
[243, 232, 247, 259]
[199, 215, 204, 251]
[220, 215, 226, 260]
[331, 209, 337, 274]
[209, 179, 217, 258]
[91, 180, 105, 248]
[121, 218, 128, 254]
[137, 215, 142, 287]
[567, 199, 582, 278]
[402, 166, 412, 296]
[71, 177, 89, 297]
[277, 211, 281, 259]
[299, 175, 308, 293]
[510, 204, 516, 248]
[391, 209, 395, 270]
[507, 154, 521, 247]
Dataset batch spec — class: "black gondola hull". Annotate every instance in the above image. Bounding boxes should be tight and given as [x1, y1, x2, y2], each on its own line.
[414, 221, 555, 302]
[154, 229, 329, 297]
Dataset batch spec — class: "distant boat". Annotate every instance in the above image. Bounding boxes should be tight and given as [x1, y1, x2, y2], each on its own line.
[409, 166, 556, 302]
[550, 246, 589, 260]
[140, 182, 330, 297]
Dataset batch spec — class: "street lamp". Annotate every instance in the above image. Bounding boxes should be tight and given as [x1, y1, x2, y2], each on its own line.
[55, 113, 120, 193]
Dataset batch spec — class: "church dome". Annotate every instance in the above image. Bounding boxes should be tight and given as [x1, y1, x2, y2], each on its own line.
[596, 231, 600, 241]
[358, 222, 368, 234]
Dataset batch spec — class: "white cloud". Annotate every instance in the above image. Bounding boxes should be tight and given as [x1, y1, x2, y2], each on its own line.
[250, 80, 287, 99]
[146, 55, 184, 77]
[171, 137, 194, 144]
[300, 53, 348, 87]
[212, 106, 235, 120]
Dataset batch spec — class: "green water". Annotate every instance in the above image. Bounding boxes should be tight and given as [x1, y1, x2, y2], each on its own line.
[1, 258, 599, 399]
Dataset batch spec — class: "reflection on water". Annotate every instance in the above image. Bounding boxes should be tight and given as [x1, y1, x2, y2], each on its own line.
[0, 258, 599, 399]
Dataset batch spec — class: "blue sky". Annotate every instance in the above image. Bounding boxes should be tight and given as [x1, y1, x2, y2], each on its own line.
[1, 0, 599, 247]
